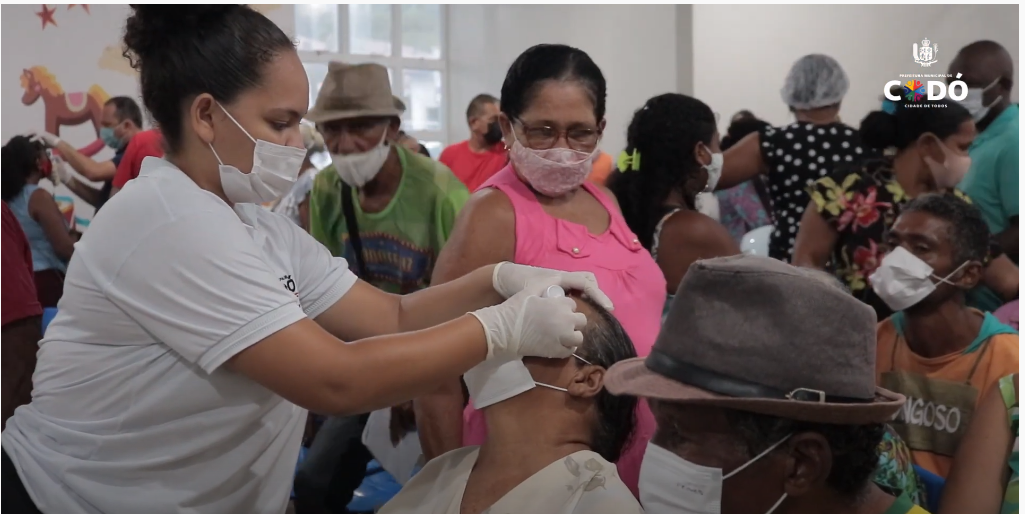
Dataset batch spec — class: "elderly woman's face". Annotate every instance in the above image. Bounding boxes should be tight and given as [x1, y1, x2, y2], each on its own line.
[500, 81, 604, 153]
[649, 402, 792, 514]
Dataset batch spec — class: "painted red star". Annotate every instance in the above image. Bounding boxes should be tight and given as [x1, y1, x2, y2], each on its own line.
[68, 4, 89, 14]
[36, 5, 58, 29]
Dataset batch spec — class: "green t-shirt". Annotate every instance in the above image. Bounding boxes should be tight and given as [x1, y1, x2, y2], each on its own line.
[309, 145, 469, 294]
[960, 104, 1019, 235]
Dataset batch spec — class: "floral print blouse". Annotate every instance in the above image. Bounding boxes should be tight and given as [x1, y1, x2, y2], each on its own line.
[808, 158, 999, 320]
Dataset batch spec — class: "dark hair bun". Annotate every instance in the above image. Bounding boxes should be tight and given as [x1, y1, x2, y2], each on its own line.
[859, 110, 899, 151]
[123, 5, 245, 68]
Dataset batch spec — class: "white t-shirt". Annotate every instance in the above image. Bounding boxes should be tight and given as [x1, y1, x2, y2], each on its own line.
[1, 157, 357, 514]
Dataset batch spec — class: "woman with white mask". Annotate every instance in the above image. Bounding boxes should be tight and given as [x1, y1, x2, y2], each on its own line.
[607, 93, 740, 321]
[0, 7, 611, 514]
[415, 44, 666, 499]
[793, 97, 1018, 321]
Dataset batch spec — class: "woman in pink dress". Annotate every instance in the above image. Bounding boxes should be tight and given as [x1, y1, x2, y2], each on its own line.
[414, 44, 665, 498]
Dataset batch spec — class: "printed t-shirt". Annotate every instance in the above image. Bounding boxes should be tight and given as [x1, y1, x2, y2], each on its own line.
[309, 145, 469, 294]
[876, 311, 1019, 477]
[882, 493, 931, 514]
[112, 130, 164, 189]
[438, 140, 507, 192]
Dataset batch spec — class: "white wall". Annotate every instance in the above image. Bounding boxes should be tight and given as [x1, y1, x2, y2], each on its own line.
[447, 5, 679, 157]
[692, 4, 1020, 132]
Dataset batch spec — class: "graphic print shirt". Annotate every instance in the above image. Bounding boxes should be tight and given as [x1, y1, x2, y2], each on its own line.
[309, 145, 469, 294]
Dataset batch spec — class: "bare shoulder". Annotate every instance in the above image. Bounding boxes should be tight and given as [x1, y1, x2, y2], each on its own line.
[660, 209, 738, 252]
[460, 187, 515, 228]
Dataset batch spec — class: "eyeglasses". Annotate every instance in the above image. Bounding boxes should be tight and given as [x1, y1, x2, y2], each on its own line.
[514, 119, 601, 152]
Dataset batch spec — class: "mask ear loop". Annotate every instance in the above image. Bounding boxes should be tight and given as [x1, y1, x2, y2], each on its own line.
[932, 260, 972, 286]
[210, 103, 256, 166]
[534, 354, 596, 392]
[723, 433, 793, 480]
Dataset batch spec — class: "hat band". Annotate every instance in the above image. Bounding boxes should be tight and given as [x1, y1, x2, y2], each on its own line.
[644, 349, 875, 404]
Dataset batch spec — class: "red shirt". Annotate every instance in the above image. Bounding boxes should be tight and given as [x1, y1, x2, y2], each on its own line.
[438, 140, 508, 192]
[112, 129, 164, 189]
[2, 202, 42, 326]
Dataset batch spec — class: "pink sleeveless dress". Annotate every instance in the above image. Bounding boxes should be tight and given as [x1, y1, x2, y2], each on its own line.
[463, 165, 666, 497]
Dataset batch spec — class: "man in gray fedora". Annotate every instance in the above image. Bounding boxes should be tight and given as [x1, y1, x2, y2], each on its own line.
[606, 255, 924, 514]
[298, 62, 469, 514]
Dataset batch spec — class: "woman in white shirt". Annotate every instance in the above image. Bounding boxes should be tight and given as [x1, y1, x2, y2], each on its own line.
[0, 6, 608, 514]
[379, 295, 642, 514]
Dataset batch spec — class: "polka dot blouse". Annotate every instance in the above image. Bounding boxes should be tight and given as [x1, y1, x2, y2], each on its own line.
[758, 122, 877, 262]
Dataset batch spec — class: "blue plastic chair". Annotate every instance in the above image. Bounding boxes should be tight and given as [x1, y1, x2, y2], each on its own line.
[913, 464, 945, 513]
[41, 307, 58, 335]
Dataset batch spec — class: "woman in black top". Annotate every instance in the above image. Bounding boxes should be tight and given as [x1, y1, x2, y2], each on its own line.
[717, 54, 876, 262]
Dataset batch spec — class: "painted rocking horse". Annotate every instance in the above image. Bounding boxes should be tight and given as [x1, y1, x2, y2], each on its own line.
[20, 66, 107, 156]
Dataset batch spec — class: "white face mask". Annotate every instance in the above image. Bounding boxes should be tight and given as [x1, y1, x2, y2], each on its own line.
[960, 77, 1002, 123]
[639, 436, 791, 514]
[923, 137, 972, 189]
[210, 104, 308, 204]
[700, 146, 724, 192]
[332, 130, 391, 188]
[464, 354, 592, 409]
[869, 246, 969, 311]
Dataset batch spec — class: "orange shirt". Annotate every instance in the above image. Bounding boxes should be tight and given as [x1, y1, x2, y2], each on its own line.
[438, 140, 507, 192]
[876, 312, 1019, 477]
[588, 152, 614, 186]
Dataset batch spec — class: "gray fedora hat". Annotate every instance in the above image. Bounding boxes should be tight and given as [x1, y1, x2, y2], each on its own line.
[605, 254, 905, 425]
[306, 62, 406, 124]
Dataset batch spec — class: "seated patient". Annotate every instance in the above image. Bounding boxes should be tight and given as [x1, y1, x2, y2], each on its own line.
[379, 296, 641, 514]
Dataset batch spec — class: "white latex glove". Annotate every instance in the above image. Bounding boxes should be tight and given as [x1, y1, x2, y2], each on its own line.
[50, 157, 72, 185]
[492, 262, 614, 311]
[29, 131, 61, 147]
[470, 281, 587, 360]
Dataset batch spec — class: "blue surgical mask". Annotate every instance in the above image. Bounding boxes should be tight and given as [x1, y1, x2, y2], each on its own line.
[100, 127, 122, 150]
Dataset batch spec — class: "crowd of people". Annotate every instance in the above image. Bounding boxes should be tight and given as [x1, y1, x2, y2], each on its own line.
[0, 5, 1018, 514]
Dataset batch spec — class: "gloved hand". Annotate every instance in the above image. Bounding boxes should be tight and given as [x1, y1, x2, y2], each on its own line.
[50, 157, 73, 185]
[470, 281, 587, 360]
[492, 262, 614, 311]
[29, 131, 61, 148]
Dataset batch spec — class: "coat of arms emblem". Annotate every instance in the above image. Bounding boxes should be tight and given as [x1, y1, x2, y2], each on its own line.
[913, 38, 939, 67]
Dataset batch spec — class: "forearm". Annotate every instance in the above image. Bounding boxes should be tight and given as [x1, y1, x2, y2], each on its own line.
[997, 225, 1018, 260]
[233, 315, 489, 416]
[64, 179, 106, 208]
[414, 380, 467, 460]
[397, 264, 502, 332]
[56, 141, 114, 181]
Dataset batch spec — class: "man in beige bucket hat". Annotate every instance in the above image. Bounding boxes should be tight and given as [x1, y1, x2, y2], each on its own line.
[298, 62, 469, 513]
[606, 255, 927, 514]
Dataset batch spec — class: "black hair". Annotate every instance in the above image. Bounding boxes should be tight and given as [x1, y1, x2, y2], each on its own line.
[722, 409, 885, 497]
[466, 93, 499, 121]
[900, 193, 991, 264]
[722, 117, 771, 151]
[575, 296, 638, 463]
[122, 5, 294, 153]
[1, 136, 45, 201]
[105, 96, 143, 128]
[607, 93, 716, 250]
[500, 44, 606, 122]
[859, 97, 972, 152]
